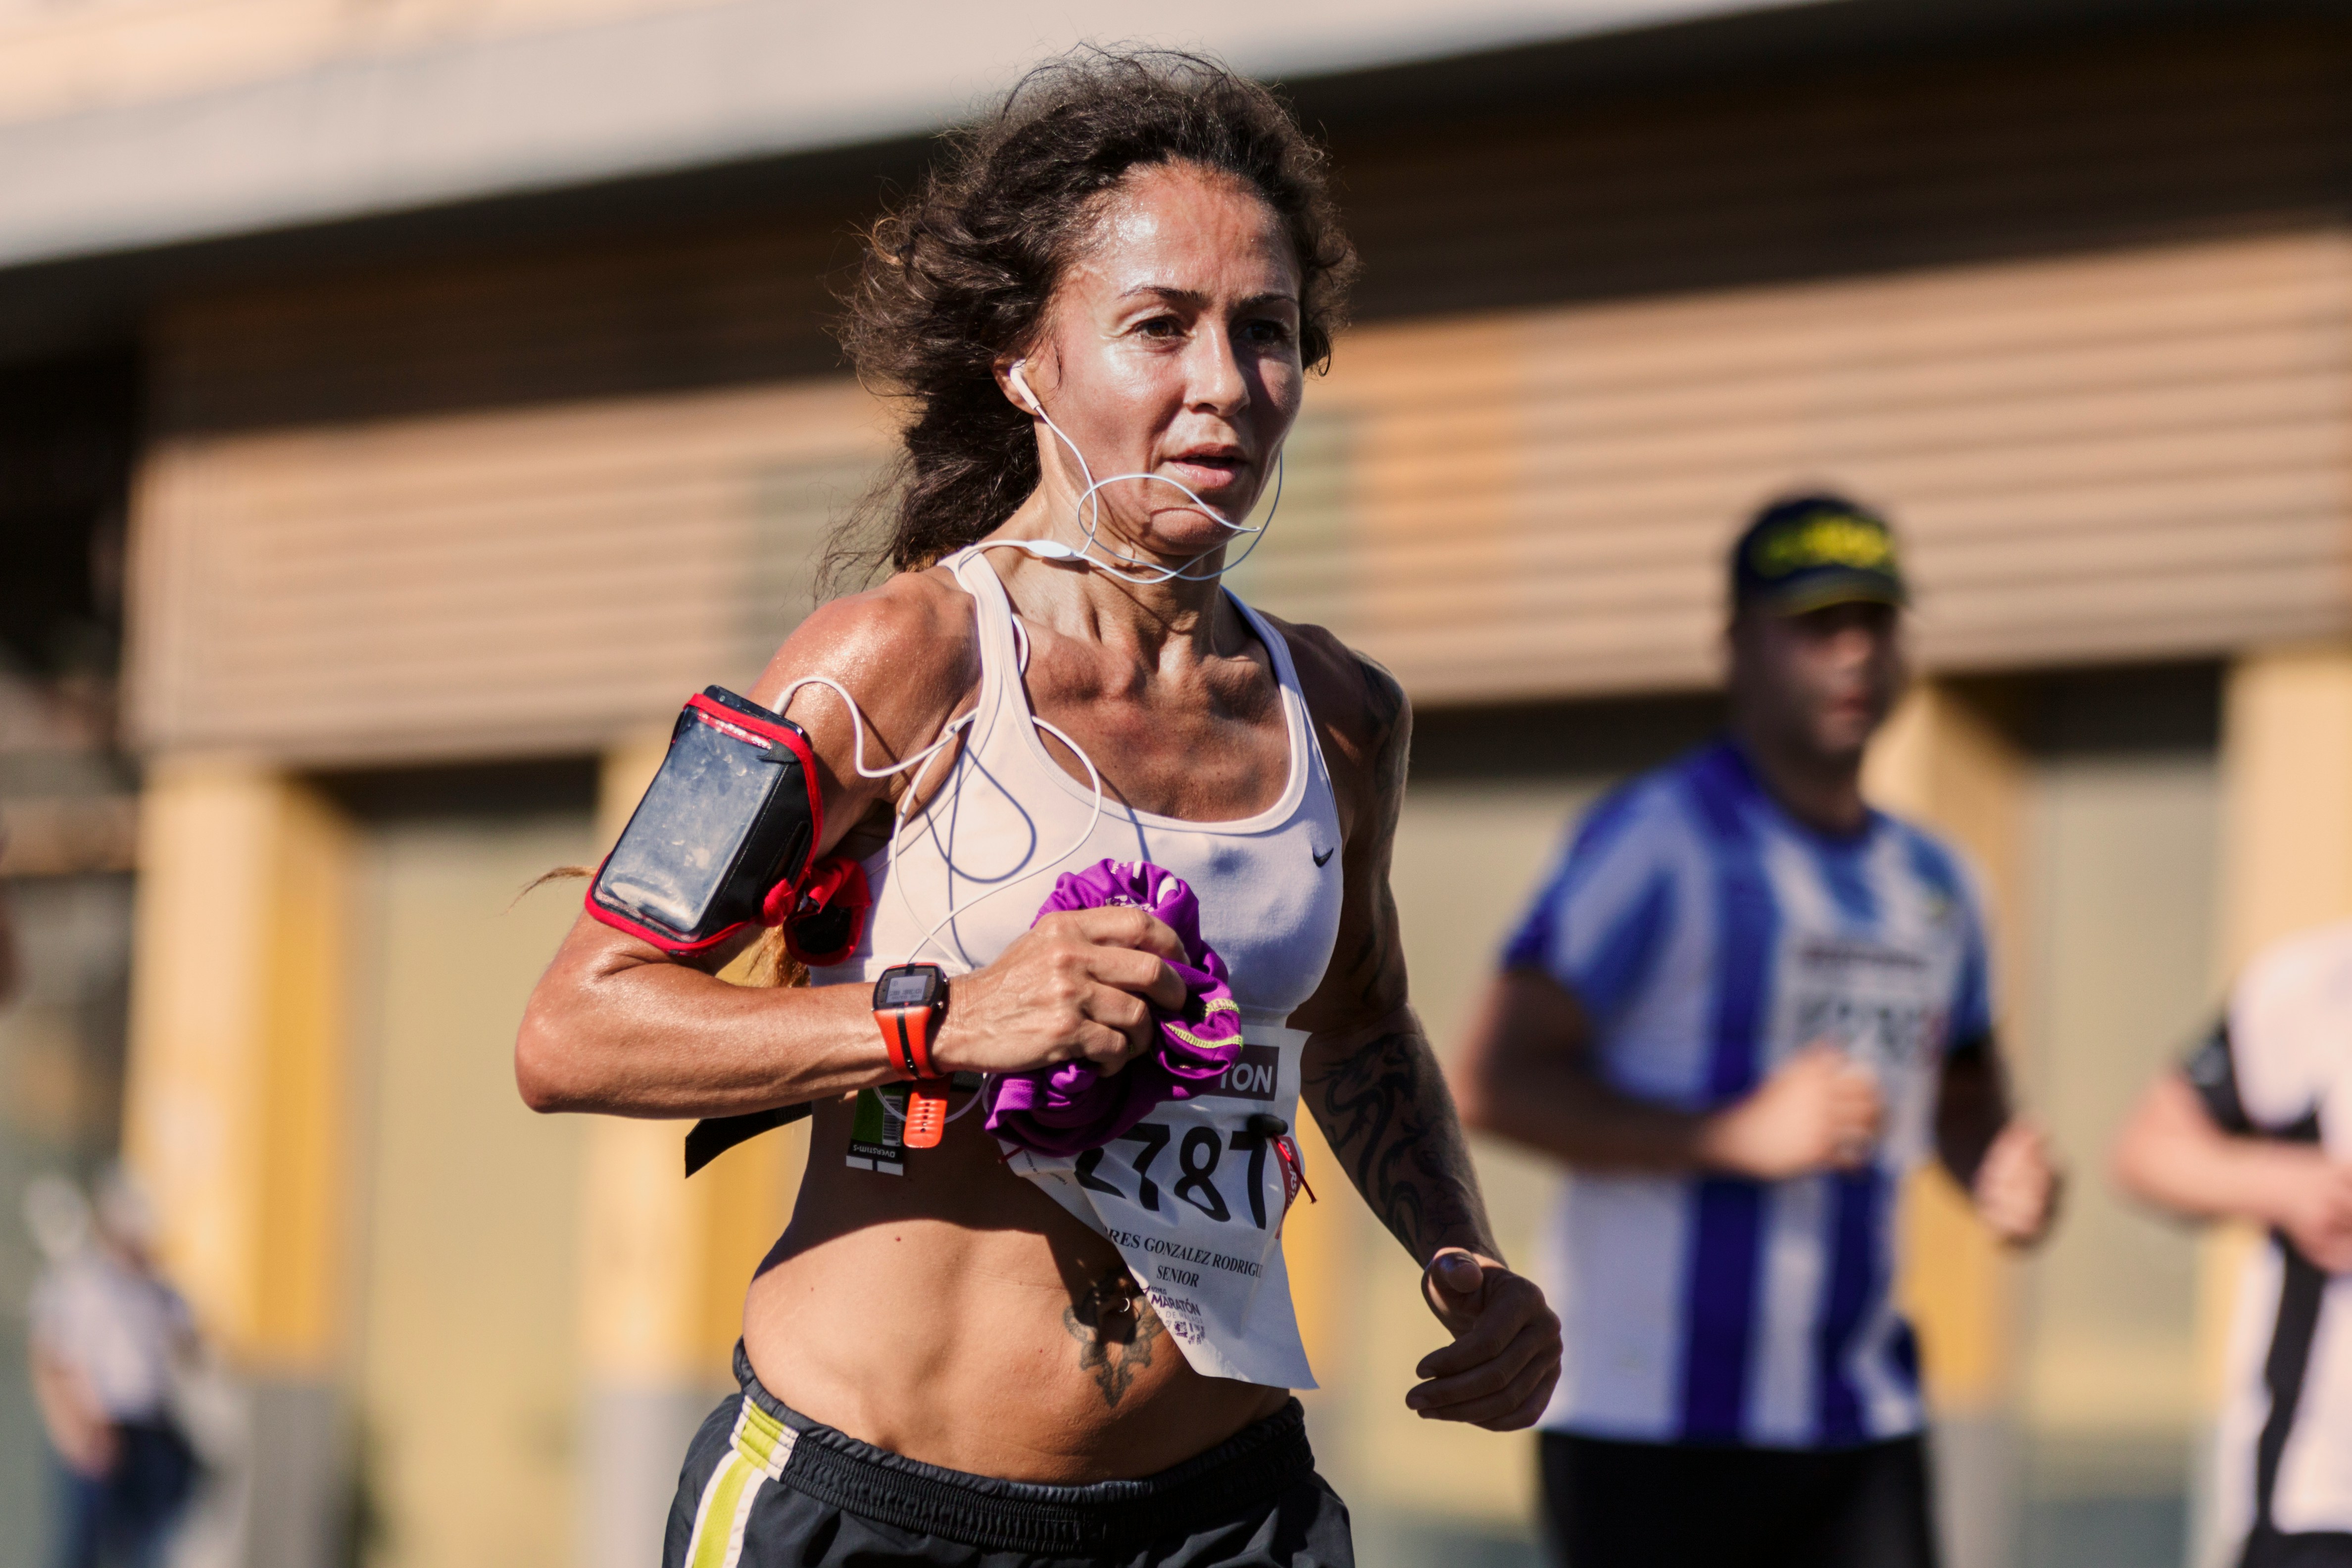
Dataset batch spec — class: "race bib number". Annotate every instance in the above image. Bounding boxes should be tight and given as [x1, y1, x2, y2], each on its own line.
[1774, 935, 1947, 1162]
[1780, 937, 1944, 1074]
[1004, 1024, 1316, 1389]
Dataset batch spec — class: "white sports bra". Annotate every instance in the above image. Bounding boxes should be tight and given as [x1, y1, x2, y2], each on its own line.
[810, 546, 1346, 1029]
[810, 545, 1348, 1388]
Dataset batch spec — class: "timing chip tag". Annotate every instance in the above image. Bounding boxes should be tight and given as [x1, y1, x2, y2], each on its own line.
[845, 1085, 907, 1176]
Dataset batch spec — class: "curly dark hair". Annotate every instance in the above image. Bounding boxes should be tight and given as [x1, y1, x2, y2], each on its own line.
[833, 47, 1358, 579]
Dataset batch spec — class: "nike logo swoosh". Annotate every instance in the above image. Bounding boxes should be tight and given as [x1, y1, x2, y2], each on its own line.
[1313, 846, 1335, 867]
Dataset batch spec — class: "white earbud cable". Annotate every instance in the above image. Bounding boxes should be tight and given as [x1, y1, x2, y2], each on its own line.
[777, 662, 1110, 974]
[1011, 367, 1284, 585]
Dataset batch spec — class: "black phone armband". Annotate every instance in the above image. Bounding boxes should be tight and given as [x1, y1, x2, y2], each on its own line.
[587, 687, 825, 955]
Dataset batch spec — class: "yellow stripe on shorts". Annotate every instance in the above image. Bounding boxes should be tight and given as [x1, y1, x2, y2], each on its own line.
[682, 1400, 799, 1568]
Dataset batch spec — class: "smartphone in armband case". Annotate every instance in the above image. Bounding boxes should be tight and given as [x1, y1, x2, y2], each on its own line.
[588, 686, 825, 954]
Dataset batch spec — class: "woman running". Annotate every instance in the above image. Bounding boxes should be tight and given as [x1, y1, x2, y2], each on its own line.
[517, 49, 1558, 1568]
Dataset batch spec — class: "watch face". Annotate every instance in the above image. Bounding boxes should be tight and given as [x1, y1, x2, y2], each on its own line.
[879, 970, 935, 1007]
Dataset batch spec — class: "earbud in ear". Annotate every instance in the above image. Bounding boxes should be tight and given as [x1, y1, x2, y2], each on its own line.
[1009, 361, 1041, 416]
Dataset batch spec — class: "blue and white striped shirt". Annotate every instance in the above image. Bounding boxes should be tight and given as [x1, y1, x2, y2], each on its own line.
[1504, 739, 1991, 1449]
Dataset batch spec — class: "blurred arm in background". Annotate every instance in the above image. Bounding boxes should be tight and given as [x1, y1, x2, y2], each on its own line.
[1933, 1034, 2061, 1246]
[2113, 1069, 2352, 1272]
[1454, 967, 2059, 1244]
[1453, 967, 1884, 1180]
[28, 1333, 114, 1479]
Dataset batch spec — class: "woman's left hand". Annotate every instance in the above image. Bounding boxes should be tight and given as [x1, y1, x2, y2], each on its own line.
[1405, 1249, 1563, 1430]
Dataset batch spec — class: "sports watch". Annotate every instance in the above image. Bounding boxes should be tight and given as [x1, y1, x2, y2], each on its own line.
[873, 964, 951, 1149]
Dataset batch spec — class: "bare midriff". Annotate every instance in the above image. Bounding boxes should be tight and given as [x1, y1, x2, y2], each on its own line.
[741, 1092, 1290, 1483]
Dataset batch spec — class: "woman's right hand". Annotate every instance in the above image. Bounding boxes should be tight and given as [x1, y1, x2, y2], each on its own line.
[933, 907, 1190, 1076]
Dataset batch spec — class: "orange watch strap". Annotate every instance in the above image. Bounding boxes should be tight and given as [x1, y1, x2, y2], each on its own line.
[878, 1004, 939, 1081]
[901, 1004, 937, 1079]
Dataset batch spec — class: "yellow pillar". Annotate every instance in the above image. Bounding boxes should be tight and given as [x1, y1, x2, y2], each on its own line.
[2216, 644, 2352, 970]
[577, 735, 802, 1568]
[122, 756, 354, 1371]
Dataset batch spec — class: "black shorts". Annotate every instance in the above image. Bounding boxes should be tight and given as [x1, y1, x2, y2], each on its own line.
[664, 1345, 1353, 1568]
[2242, 1527, 2352, 1568]
[1540, 1430, 1938, 1568]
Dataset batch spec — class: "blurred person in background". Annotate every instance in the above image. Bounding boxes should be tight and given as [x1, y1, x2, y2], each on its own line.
[1454, 495, 2062, 1568]
[518, 49, 1556, 1568]
[26, 1168, 200, 1568]
[2113, 921, 2352, 1568]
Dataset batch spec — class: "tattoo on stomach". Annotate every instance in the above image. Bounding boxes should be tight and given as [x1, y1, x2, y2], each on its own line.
[1063, 1270, 1166, 1408]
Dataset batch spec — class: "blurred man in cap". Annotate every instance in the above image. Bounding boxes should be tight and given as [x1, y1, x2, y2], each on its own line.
[1456, 493, 2061, 1567]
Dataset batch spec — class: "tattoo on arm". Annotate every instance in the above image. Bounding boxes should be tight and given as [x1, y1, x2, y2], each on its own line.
[1062, 1270, 1165, 1408]
[1305, 1022, 1495, 1265]
[1291, 651, 1496, 1265]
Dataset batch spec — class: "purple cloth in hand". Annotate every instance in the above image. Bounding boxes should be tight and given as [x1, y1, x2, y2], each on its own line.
[984, 859, 1243, 1157]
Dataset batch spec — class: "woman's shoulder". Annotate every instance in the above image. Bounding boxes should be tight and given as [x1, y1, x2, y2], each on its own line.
[1251, 611, 1408, 784]
[751, 563, 982, 716]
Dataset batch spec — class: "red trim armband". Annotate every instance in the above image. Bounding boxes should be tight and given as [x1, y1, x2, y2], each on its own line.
[776, 857, 872, 967]
[584, 687, 827, 956]
[581, 850, 749, 955]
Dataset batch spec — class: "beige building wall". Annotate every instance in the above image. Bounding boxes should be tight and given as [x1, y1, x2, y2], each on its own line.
[2217, 646, 2352, 971]
[128, 231, 2352, 763]
[1290, 233, 2352, 702]
[349, 811, 592, 1568]
[2017, 707, 2220, 1520]
[128, 379, 887, 766]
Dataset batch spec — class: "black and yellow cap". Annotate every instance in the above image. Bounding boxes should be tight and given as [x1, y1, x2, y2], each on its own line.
[1731, 493, 1909, 615]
